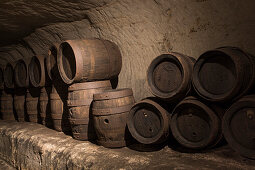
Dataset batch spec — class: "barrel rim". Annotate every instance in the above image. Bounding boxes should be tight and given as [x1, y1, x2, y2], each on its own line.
[3, 62, 15, 89]
[68, 80, 112, 91]
[192, 47, 245, 102]
[127, 99, 169, 144]
[222, 95, 255, 159]
[171, 97, 221, 149]
[93, 88, 133, 100]
[147, 53, 192, 100]
[29, 55, 46, 87]
[14, 58, 30, 88]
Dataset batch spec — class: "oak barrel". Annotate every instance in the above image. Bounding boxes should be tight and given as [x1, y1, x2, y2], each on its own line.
[222, 95, 255, 159]
[14, 58, 30, 88]
[57, 39, 122, 84]
[14, 88, 26, 122]
[1, 90, 15, 120]
[39, 87, 51, 125]
[171, 96, 223, 150]
[0, 66, 4, 90]
[92, 88, 135, 148]
[46, 43, 60, 80]
[147, 52, 195, 102]
[68, 80, 112, 141]
[26, 88, 40, 123]
[4, 62, 15, 89]
[192, 47, 255, 102]
[127, 98, 170, 145]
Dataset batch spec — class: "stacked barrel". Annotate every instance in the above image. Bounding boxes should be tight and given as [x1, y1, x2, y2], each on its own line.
[126, 47, 255, 159]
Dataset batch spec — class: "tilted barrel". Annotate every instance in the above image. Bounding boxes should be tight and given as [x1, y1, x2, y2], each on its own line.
[39, 87, 51, 125]
[57, 39, 122, 84]
[147, 52, 195, 102]
[222, 95, 255, 159]
[127, 98, 170, 145]
[4, 62, 15, 89]
[26, 88, 40, 123]
[171, 96, 224, 150]
[14, 58, 30, 88]
[68, 80, 112, 141]
[192, 47, 255, 102]
[0, 66, 4, 90]
[92, 88, 135, 148]
[1, 90, 15, 121]
[46, 43, 60, 81]
[14, 88, 26, 122]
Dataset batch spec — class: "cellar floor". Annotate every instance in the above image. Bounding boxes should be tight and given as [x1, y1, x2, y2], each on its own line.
[0, 120, 254, 169]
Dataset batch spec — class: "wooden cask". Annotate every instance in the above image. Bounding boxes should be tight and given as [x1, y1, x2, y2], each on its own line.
[0, 66, 4, 90]
[1, 90, 15, 120]
[29, 55, 49, 87]
[92, 88, 135, 148]
[171, 96, 223, 150]
[222, 95, 255, 159]
[50, 85, 71, 133]
[193, 47, 255, 102]
[14, 88, 26, 122]
[68, 80, 112, 141]
[127, 98, 170, 145]
[39, 87, 51, 125]
[14, 58, 30, 88]
[57, 39, 122, 84]
[46, 43, 60, 81]
[26, 88, 40, 123]
[4, 62, 15, 89]
[147, 52, 195, 102]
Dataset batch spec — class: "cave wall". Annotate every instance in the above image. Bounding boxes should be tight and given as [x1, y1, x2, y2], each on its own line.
[0, 0, 255, 100]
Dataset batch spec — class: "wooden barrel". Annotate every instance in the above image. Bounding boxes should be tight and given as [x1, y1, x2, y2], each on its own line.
[92, 88, 135, 148]
[192, 47, 255, 102]
[57, 39, 122, 84]
[0, 66, 4, 90]
[29, 55, 49, 87]
[46, 43, 60, 81]
[222, 95, 255, 159]
[127, 98, 170, 145]
[4, 62, 15, 89]
[1, 90, 15, 120]
[171, 96, 223, 150]
[26, 88, 40, 123]
[39, 87, 51, 125]
[147, 52, 195, 102]
[50, 85, 71, 133]
[68, 80, 112, 141]
[14, 88, 26, 122]
[14, 58, 30, 88]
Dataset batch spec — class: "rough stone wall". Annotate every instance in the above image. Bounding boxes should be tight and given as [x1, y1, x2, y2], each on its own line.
[0, 0, 255, 100]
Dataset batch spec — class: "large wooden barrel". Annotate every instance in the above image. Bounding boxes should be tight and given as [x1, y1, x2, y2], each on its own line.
[92, 88, 135, 148]
[127, 98, 170, 145]
[46, 43, 60, 81]
[171, 96, 223, 150]
[14, 58, 30, 88]
[29, 55, 49, 87]
[222, 95, 255, 159]
[26, 88, 40, 123]
[14, 88, 26, 122]
[1, 90, 15, 120]
[147, 52, 195, 102]
[4, 63, 15, 89]
[68, 80, 112, 141]
[0, 66, 4, 90]
[193, 47, 255, 102]
[57, 39, 122, 84]
[39, 87, 51, 125]
[50, 85, 71, 133]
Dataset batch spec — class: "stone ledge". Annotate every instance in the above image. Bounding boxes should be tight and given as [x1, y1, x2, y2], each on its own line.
[0, 120, 255, 169]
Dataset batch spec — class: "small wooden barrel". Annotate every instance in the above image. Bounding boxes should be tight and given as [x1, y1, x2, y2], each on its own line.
[50, 85, 70, 132]
[57, 39, 122, 84]
[92, 88, 135, 148]
[1, 90, 15, 120]
[26, 88, 40, 123]
[39, 87, 51, 125]
[171, 96, 223, 150]
[68, 80, 112, 141]
[147, 52, 195, 102]
[14, 88, 26, 122]
[46, 44, 60, 80]
[14, 58, 30, 88]
[193, 47, 255, 102]
[29, 55, 49, 87]
[222, 95, 255, 159]
[4, 62, 15, 89]
[127, 98, 170, 145]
